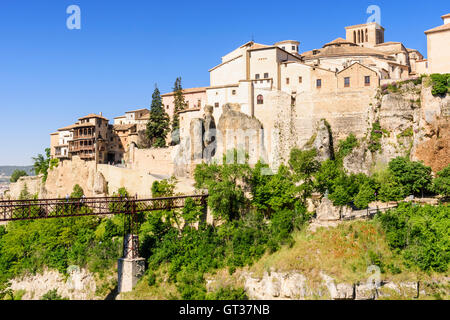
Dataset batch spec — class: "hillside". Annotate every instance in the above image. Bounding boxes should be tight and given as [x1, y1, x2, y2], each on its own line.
[0, 166, 34, 177]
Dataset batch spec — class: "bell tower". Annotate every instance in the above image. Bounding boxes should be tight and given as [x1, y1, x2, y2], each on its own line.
[345, 22, 385, 47]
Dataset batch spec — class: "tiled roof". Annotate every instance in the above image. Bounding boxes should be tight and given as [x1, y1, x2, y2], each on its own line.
[78, 114, 108, 121]
[425, 23, 450, 34]
[58, 124, 78, 131]
[323, 38, 357, 47]
[161, 87, 207, 97]
[125, 108, 149, 114]
[113, 124, 136, 131]
[302, 44, 390, 59]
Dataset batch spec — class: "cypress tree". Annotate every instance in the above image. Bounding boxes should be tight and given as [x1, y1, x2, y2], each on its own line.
[171, 77, 187, 144]
[147, 85, 170, 148]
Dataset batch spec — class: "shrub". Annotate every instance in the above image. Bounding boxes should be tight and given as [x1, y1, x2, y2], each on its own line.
[40, 289, 68, 300]
[354, 182, 376, 209]
[377, 203, 449, 272]
[432, 164, 450, 197]
[10, 170, 28, 183]
[388, 157, 433, 197]
[430, 74, 450, 96]
[206, 287, 248, 300]
[336, 133, 359, 160]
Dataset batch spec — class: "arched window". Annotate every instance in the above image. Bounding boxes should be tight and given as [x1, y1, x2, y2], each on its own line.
[365, 29, 368, 42]
[257, 95, 264, 105]
[358, 30, 361, 43]
[353, 31, 356, 43]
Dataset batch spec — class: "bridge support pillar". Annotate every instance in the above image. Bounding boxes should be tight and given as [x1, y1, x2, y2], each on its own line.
[117, 257, 145, 293]
[118, 234, 145, 293]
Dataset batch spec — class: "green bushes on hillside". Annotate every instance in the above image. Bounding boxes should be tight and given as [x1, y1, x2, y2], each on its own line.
[377, 203, 449, 272]
[430, 74, 450, 96]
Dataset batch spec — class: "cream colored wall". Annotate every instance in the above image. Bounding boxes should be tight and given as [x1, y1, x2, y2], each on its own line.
[248, 49, 279, 83]
[210, 55, 246, 87]
[207, 85, 244, 119]
[415, 60, 429, 75]
[428, 30, 450, 74]
[280, 62, 313, 94]
[337, 64, 378, 89]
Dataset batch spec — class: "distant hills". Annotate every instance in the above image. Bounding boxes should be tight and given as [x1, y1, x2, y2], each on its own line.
[0, 166, 35, 177]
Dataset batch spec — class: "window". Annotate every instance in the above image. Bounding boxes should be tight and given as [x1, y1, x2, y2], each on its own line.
[257, 95, 264, 105]
[282, 46, 285, 50]
[197, 99, 201, 107]
[344, 77, 350, 87]
[264, 73, 269, 78]
[214, 102, 219, 108]
[299, 76, 302, 83]
[292, 45, 296, 51]
[232, 90, 236, 95]
[316, 79, 322, 88]
[365, 76, 371, 86]
[255, 74, 260, 80]
[286, 78, 290, 85]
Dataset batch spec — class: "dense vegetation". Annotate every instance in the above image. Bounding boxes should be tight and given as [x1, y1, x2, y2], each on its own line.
[1, 140, 449, 300]
[10, 170, 28, 183]
[377, 203, 449, 272]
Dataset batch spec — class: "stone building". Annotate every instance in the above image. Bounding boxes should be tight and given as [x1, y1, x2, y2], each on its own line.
[161, 87, 207, 122]
[420, 13, 450, 74]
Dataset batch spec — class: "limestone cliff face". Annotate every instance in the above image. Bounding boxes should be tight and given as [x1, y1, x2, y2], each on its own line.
[342, 82, 449, 174]
[43, 157, 104, 198]
[240, 270, 448, 300]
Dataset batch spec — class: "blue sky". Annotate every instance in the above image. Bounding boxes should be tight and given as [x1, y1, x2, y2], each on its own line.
[0, 0, 448, 165]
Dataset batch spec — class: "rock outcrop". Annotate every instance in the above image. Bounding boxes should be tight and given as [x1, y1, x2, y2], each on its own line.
[242, 269, 445, 300]
[9, 268, 98, 300]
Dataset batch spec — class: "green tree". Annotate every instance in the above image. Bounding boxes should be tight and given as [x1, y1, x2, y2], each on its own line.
[10, 170, 28, 183]
[388, 157, 433, 197]
[432, 164, 450, 197]
[194, 157, 251, 221]
[147, 85, 170, 148]
[32, 148, 59, 182]
[171, 77, 187, 145]
[354, 182, 376, 209]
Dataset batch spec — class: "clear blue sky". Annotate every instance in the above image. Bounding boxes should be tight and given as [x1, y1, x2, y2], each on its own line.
[0, 0, 448, 165]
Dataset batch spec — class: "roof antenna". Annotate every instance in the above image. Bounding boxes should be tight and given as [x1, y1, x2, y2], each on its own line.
[251, 33, 254, 42]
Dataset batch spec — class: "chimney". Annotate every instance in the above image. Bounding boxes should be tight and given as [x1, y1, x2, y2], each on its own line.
[100, 112, 103, 116]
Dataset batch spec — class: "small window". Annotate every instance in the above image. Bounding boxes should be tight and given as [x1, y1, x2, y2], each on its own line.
[232, 90, 236, 95]
[255, 74, 260, 80]
[292, 45, 296, 51]
[344, 77, 350, 87]
[316, 79, 322, 88]
[365, 76, 371, 86]
[282, 46, 285, 50]
[214, 102, 219, 108]
[197, 99, 201, 107]
[257, 95, 264, 105]
[264, 73, 269, 78]
[299, 76, 302, 83]
[286, 78, 290, 85]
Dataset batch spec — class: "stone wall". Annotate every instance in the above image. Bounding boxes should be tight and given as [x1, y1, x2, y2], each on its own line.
[129, 146, 175, 176]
